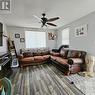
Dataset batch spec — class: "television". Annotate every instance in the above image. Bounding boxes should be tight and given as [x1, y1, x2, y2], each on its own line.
[0, 22, 3, 46]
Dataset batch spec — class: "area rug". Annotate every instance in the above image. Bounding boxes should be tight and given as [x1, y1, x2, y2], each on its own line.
[65, 74, 95, 95]
[10, 64, 84, 95]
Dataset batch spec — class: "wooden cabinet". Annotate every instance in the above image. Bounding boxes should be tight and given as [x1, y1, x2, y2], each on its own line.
[0, 52, 12, 78]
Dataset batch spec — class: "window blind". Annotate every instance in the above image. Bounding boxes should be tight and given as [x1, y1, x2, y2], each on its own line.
[25, 31, 46, 48]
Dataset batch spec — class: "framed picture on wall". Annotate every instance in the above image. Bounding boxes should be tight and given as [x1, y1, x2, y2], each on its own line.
[48, 32, 56, 40]
[15, 34, 20, 38]
[20, 38, 25, 42]
[75, 24, 88, 37]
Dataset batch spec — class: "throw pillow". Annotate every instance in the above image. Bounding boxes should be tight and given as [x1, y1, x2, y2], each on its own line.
[68, 51, 81, 58]
[23, 52, 33, 57]
[60, 49, 68, 58]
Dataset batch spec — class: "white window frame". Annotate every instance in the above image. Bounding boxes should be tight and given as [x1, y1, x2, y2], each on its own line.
[62, 28, 69, 45]
[25, 31, 46, 48]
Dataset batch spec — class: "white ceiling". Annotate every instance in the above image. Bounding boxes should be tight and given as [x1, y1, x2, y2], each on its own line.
[0, 0, 95, 29]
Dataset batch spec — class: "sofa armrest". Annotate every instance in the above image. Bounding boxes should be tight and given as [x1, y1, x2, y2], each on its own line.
[68, 58, 83, 65]
[18, 54, 24, 60]
[68, 59, 74, 65]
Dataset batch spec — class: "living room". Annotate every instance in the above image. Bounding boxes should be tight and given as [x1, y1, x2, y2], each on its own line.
[0, 0, 95, 95]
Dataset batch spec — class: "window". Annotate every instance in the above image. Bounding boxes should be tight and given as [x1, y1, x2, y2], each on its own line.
[25, 31, 46, 48]
[62, 28, 69, 45]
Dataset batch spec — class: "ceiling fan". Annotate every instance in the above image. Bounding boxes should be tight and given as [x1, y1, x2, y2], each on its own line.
[33, 13, 59, 27]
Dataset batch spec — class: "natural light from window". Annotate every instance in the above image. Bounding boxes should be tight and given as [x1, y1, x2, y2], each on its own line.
[25, 31, 46, 48]
[62, 28, 69, 45]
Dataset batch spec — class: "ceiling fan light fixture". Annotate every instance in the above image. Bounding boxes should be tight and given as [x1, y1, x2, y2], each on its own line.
[33, 13, 59, 27]
[42, 13, 46, 17]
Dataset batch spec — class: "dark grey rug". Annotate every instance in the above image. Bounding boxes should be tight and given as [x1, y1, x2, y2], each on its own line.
[10, 64, 84, 95]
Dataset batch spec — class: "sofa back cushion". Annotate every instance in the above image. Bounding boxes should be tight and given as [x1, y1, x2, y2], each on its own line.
[33, 49, 42, 56]
[41, 51, 50, 55]
[23, 52, 33, 57]
[60, 48, 68, 58]
[67, 50, 83, 58]
[20, 47, 50, 57]
[34, 48, 50, 56]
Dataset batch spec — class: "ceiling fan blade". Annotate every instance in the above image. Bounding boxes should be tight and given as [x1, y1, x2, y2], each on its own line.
[33, 15, 41, 21]
[47, 17, 59, 22]
[47, 23, 57, 27]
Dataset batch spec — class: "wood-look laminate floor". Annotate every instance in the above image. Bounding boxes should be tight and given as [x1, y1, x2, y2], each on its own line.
[10, 63, 84, 95]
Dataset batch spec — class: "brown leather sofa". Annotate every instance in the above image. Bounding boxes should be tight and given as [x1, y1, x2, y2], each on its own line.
[50, 48, 86, 75]
[18, 47, 86, 75]
[18, 48, 50, 67]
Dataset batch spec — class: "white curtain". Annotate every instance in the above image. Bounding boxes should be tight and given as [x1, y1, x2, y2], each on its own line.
[25, 31, 46, 48]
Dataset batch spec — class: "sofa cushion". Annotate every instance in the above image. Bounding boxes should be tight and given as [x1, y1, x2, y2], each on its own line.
[60, 49, 68, 58]
[21, 47, 50, 55]
[21, 48, 34, 54]
[21, 57, 34, 62]
[34, 56, 48, 62]
[50, 52, 60, 56]
[43, 55, 50, 59]
[34, 56, 44, 60]
[33, 52, 42, 56]
[69, 58, 83, 64]
[23, 52, 33, 57]
[51, 56, 57, 61]
[41, 51, 50, 55]
[67, 50, 81, 58]
[55, 57, 68, 65]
